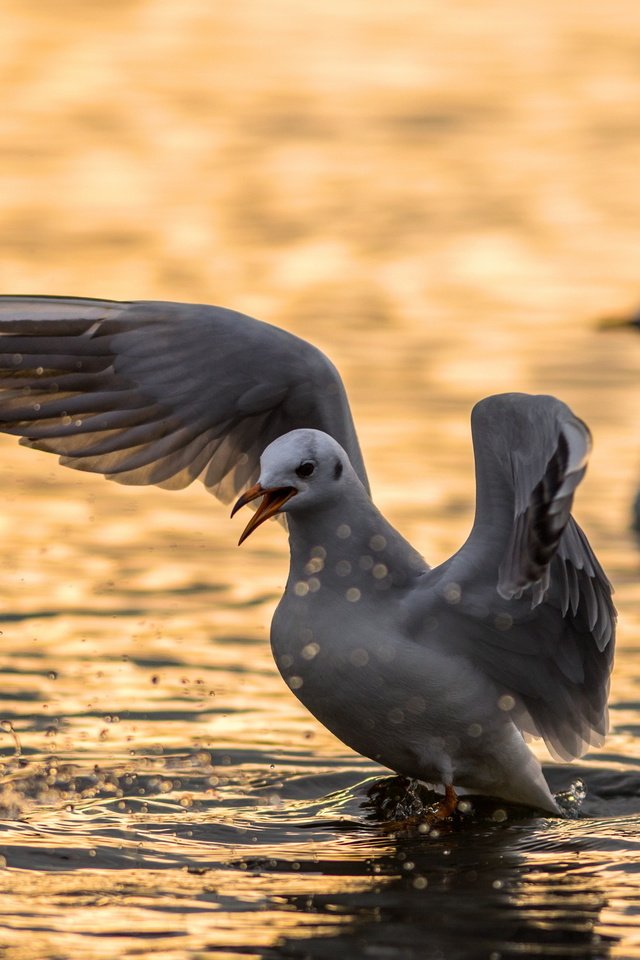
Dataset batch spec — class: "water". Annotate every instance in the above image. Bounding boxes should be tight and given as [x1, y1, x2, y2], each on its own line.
[2, 1, 640, 957]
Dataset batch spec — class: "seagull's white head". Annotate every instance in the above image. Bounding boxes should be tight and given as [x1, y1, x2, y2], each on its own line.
[231, 429, 352, 544]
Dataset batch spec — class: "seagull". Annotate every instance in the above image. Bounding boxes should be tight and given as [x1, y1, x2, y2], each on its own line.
[600, 307, 640, 333]
[600, 307, 640, 531]
[0, 296, 616, 818]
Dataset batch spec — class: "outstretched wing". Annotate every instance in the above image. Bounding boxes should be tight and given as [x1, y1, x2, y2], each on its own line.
[413, 393, 616, 761]
[0, 296, 368, 501]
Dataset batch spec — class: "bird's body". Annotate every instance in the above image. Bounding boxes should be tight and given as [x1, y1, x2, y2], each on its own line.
[0, 296, 616, 816]
[601, 308, 640, 530]
[269, 455, 559, 811]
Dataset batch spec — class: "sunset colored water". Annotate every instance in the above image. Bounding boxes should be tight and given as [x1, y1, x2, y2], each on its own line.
[1, 2, 640, 957]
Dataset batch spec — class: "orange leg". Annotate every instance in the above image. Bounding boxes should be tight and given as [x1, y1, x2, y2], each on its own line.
[383, 783, 460, 834]
[432, 783, 459, 820]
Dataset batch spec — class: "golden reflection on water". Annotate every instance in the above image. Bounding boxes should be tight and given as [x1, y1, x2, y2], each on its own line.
[2, 0, 640, 958]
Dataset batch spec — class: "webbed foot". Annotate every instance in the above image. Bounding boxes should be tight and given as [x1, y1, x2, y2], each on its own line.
[383, 784, 460, 835]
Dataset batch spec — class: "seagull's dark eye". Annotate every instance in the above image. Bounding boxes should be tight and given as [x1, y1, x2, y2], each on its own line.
[296, 460, 315, 479]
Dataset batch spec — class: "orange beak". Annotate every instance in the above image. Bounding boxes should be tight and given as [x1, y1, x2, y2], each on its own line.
[231, 482, 297, 545]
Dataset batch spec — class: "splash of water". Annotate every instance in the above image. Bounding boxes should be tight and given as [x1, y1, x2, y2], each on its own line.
[0, 719, 21, 757]
[554, 778, 587, 818]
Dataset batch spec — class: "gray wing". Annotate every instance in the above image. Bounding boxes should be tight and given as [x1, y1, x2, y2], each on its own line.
[0, 296, 368, 501]
[412, 393, 616, 761]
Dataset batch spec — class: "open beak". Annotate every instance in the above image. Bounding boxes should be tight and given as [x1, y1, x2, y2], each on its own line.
[231, 482, 297, 545]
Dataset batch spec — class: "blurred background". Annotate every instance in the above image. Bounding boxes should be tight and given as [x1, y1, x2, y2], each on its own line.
[1, 1, 640, 958]
[1, 0, 640, 555]
[3, 0, 640, 312]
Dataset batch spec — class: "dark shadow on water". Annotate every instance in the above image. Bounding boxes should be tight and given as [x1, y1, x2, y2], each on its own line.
[256, 775, 625, 960]
[261, 861, 615, 960]
[250, 768, 640, 959]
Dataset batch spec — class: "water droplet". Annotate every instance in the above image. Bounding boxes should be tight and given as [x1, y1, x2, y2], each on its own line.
[494, 612, 513, 631]
[444, 581, 462, 604]
[301, 642, 320, 660]
[346, 587, 361, 603]
[336, 524, 351, 539]
[349, 648, 369, 667]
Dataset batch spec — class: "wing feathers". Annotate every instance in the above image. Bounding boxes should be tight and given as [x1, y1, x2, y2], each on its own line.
[450, 393, 616, 761]
[498, 414, 590, 604]
[0, 295, 369, 502]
